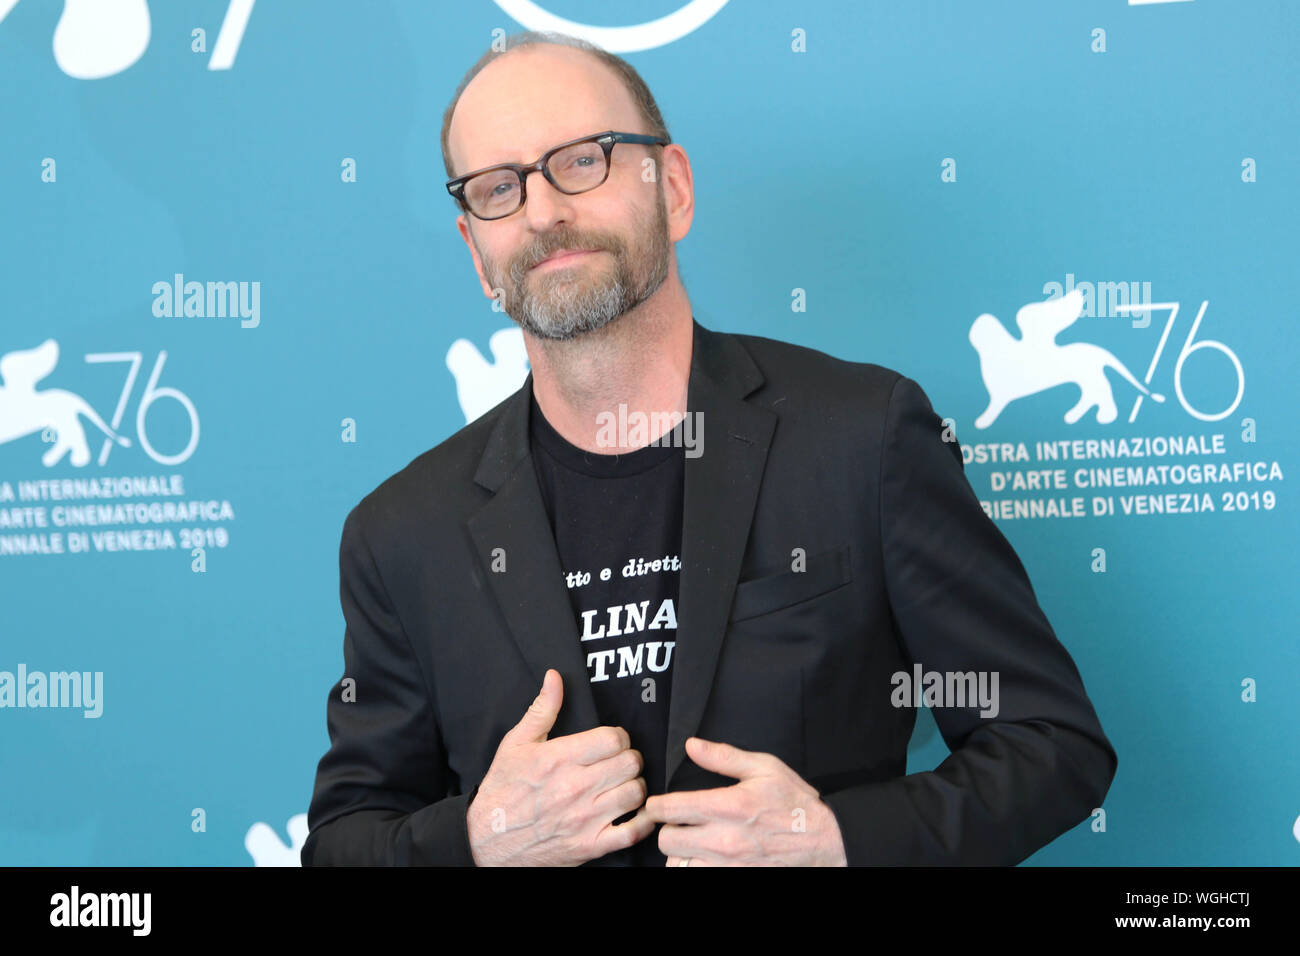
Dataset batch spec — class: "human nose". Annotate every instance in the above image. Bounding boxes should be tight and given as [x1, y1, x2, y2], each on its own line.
[520, 167, 576, 231]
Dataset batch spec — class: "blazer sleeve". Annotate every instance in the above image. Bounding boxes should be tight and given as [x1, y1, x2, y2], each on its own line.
[301, 504, 478, 866]
[820, 375, 1117, 865]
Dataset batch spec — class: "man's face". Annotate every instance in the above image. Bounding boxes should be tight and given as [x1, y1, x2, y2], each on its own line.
[448, 47, 679, 341]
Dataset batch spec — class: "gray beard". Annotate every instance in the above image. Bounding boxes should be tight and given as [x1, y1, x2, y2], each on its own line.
[514, 264, 635, 341]
[505, 247, 667, 342]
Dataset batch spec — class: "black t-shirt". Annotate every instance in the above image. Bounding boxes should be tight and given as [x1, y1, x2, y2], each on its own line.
[529, 389, 685, 866]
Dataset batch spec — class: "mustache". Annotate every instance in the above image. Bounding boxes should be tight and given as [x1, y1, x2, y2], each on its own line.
[517, 234, 620, 272]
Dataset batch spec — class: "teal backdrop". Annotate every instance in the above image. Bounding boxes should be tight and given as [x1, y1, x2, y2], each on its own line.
[1, 0, 1296, 865]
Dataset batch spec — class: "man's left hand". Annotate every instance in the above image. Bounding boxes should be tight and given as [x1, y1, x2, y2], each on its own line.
[636, 737, 848, 866]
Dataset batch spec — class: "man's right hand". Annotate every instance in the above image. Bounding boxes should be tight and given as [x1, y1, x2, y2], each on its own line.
[465, 669, 653, 866]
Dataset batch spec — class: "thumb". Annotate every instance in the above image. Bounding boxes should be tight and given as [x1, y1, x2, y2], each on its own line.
[505, 668, 563, 744]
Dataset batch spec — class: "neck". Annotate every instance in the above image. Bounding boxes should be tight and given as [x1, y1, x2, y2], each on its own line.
[526, 280, 693, 454]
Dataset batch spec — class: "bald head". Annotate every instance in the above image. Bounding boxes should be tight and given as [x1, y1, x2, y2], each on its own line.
[441, 33, 670, 182]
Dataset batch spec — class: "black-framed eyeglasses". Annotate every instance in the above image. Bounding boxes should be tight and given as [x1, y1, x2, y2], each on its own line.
[446, 130, 670, 221]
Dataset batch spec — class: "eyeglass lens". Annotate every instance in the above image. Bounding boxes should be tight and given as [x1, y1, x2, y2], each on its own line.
[463, 140, 608, 218]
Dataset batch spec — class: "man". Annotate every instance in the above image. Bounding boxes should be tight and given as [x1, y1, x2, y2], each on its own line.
[302, 31, 1116, 867]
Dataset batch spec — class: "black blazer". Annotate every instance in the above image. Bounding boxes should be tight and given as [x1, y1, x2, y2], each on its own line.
[302, 317, 1116, 866]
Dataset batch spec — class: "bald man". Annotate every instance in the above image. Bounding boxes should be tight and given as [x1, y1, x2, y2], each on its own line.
[302, 31, 1116, 868]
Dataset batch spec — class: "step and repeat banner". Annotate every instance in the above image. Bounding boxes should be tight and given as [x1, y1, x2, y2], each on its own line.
[1, 1, 1295, 866]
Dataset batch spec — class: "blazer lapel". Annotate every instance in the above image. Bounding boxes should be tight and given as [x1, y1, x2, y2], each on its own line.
[666, 321, 773, 788]
[465, 318, 774, 786]
[467, 372, 601, 737]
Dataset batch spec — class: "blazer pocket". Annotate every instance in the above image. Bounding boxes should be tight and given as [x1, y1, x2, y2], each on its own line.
[729, 544, 852, 622]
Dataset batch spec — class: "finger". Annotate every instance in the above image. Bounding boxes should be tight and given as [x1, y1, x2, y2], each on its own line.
[584, 747, 643, 795]
[592, 804, 657, 858]
[591, 775, 647, 821]
[549, 724, 631, 765]
[657, 822, 731, 861]
[685, 736, 770, 780]
[642, 785, 737, 825]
